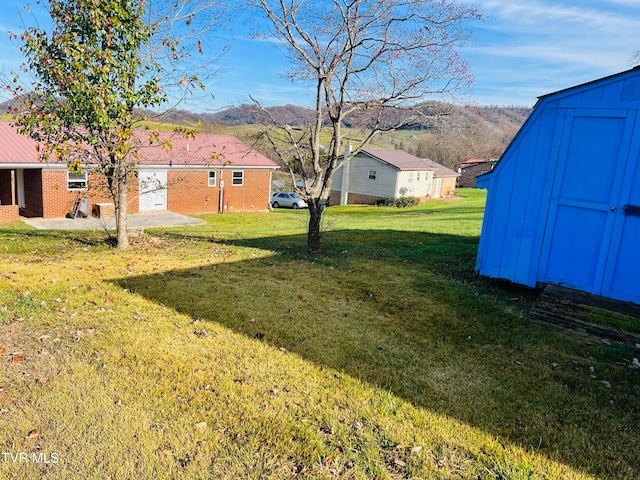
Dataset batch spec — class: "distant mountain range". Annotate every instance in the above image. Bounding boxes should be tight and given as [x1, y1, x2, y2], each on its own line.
[1, 99, 532, 169]
[155, 102, 532, 130]
[2, 98, 531, 133]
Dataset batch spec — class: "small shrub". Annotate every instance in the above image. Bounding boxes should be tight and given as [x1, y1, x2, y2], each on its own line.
[375, 197, 397, 207]
[394, 196, 420, 208]
[376, 196, 420, 208]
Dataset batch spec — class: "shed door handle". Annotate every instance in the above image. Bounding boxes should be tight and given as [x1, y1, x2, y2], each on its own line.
[624, 205, 640, 216]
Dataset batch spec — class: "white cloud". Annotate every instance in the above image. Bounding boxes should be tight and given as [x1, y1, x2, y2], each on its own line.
[460, 0, 640, 103]
[601, 0, 640, 8]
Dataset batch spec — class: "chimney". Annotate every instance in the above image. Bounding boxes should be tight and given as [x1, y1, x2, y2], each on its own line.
[340, 142, 353, 206]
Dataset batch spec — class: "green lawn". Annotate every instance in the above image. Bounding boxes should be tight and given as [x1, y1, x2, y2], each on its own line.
[1, 189, 638, 479]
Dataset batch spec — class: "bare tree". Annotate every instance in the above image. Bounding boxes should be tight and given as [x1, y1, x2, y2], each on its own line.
[250, 0, 482, 253]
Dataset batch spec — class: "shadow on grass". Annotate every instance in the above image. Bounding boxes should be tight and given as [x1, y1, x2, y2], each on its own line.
[0, 227, 113, 249]
[340, 206, 487, 217]
[116, 229, 639, 478]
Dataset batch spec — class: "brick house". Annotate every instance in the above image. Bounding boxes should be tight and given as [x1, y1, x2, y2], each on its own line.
[329, 149, 459, 205]
[0, 122, 279, 221]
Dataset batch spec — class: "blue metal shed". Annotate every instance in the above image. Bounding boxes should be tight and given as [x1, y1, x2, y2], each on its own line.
[476, 67, 640, 305]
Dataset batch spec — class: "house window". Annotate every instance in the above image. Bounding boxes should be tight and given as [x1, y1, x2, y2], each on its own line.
[67, 171, 87, 191]
[232, 170, 244, 186]
[447, 178, 452, 186]
[368, 170, 377, 180]
[408, 172, 413, 182]
[417, 172, 421, 181]
[208, 170, 216, 187]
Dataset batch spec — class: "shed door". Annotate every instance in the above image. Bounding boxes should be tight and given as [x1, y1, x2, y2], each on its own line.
[139, 171, 167, 211]
[601, 117, 640, 303]
[539, 109, 640, 302]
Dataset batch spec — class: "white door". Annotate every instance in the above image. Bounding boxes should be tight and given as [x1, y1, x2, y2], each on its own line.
[434, 178, 443, 198]
[138, 171, 167, 211]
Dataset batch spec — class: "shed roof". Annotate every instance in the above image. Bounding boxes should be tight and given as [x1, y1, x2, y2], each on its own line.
[363, 149, 459, 177]
[534, 65, 640, 106]
[0, 121, 278, 169]
[479, 67, 640, 187]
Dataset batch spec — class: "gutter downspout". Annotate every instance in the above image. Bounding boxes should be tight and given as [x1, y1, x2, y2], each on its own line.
[219, 173, 225, 213]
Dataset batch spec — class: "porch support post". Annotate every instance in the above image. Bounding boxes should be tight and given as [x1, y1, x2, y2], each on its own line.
[11, 170, 16, 206]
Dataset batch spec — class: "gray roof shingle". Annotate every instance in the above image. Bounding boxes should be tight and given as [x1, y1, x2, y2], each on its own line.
[363, 149, 459, 177]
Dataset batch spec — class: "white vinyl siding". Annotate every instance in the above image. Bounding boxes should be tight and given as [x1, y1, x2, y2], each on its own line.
[396, 170, 433, 197]
[343, 156, 397, 197]
[331, 152, 434, 200]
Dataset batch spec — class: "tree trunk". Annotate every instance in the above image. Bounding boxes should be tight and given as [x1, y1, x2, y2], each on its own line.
[115, 167, 129, 249]
[307, 201, 323, 254]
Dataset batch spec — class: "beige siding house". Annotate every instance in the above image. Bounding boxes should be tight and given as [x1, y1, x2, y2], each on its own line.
[329, 149, 458, 205]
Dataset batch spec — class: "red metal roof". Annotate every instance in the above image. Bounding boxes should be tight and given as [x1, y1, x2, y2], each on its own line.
[0, 121, 278, 169]
[459, 158, 499, 169]
[133, 130, 278, 168]
[463, 158, 487, 164]
[0, 122, 42, 165]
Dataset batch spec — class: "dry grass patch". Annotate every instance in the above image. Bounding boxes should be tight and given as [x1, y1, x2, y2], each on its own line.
[1, 191, 638, 479]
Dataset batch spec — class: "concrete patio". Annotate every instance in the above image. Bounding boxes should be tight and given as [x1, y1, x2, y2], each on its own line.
[21, 211, 205, 231]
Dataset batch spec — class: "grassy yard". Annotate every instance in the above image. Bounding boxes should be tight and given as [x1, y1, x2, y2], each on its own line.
[0, 189, 638, 479]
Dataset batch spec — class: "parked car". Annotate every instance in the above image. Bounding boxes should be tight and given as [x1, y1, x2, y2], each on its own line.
[271, 192, 308, 209]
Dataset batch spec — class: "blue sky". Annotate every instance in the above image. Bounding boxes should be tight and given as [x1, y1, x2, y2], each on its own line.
[2, 0, 640, 111]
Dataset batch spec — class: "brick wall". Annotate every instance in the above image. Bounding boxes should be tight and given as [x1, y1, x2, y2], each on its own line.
[328, 190, 380, 205]
[168, 169, 272, 214]
[19, 167, 271, 218]
[329, 190, 341, 206]
[167, 170, 220, 214]
[40, 170, 138, 219]
[330, 189, 430, 206]
[222, 170, 272, 213]
[347, 192, 380, 205]
[0, 205, 19, 222]
[89, 173, 139, 215]
[41, 170, 83, 218]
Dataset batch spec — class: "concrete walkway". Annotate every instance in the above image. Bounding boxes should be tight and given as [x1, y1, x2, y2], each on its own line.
[22, 211, 205, 231]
